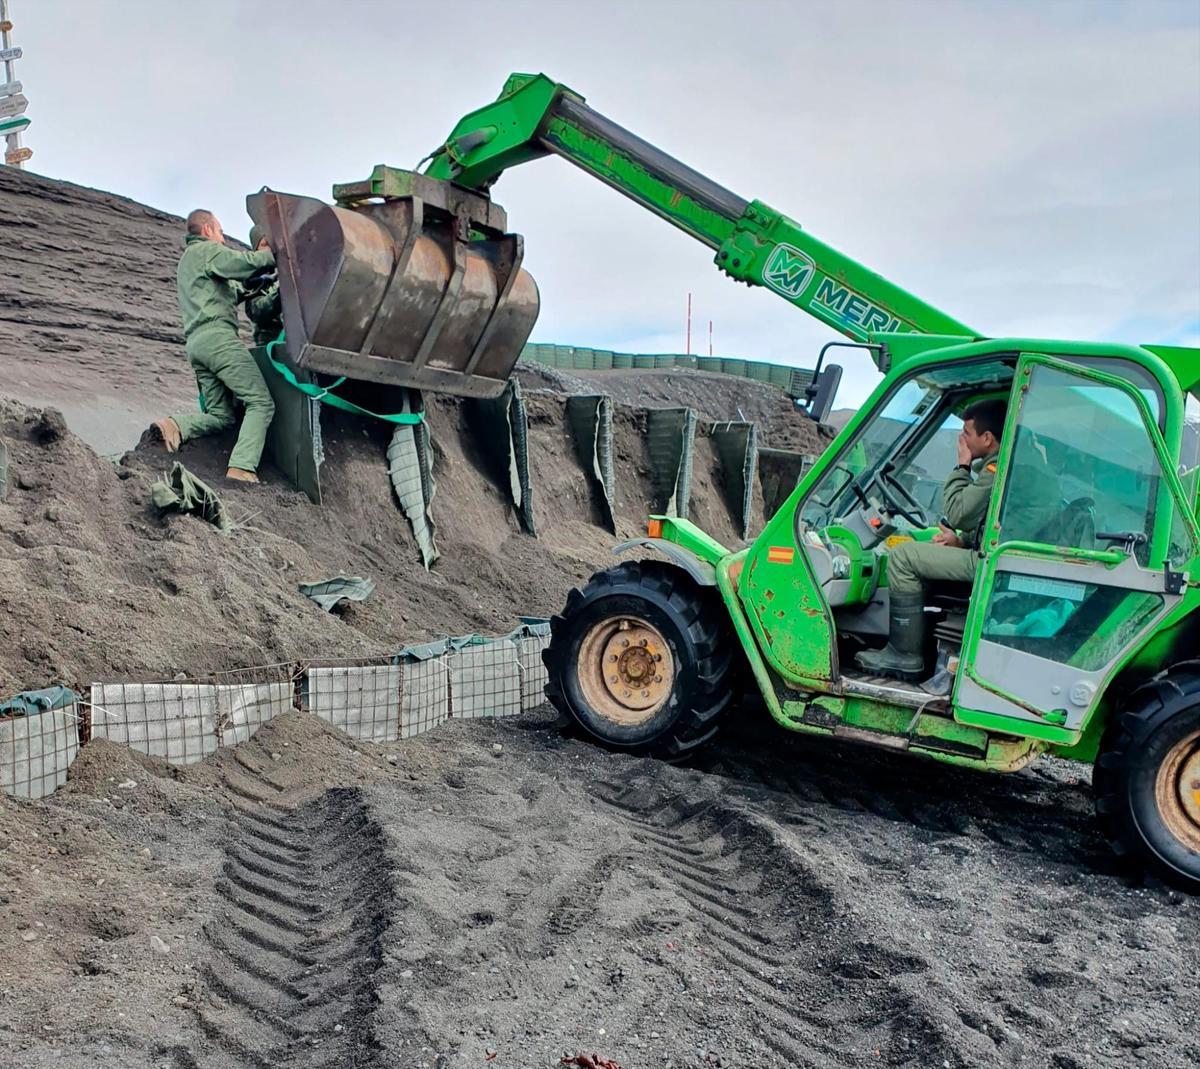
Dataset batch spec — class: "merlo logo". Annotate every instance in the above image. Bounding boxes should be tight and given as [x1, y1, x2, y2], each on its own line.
[762, 243, 815, 299]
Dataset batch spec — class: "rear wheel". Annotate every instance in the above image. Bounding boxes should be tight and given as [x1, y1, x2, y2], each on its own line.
[544, 560, 736, 759]
[1094, 666, 1200, 893]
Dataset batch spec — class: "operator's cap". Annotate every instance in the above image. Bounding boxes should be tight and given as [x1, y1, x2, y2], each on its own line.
[249, 225, 264, 250]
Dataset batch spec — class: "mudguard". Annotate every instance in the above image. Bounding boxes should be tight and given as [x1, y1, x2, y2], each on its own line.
[613, 538, 717, 587]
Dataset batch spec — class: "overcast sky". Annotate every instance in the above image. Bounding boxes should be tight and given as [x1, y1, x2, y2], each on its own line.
[11, 0, 1200, 405]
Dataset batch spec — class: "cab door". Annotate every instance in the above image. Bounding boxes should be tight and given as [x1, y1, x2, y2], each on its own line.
[954, 353, 1199, 742]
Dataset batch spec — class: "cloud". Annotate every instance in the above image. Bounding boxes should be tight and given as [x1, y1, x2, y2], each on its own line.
[12, 0, 1199, 407]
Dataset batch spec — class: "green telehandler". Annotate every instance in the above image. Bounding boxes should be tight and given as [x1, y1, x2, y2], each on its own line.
[255, 74, 1200, 892]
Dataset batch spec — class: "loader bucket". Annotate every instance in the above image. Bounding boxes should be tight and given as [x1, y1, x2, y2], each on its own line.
[247, 173, 539, 399]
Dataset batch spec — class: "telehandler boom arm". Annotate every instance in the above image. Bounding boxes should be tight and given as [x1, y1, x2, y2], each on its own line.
[420, 73, 974, 352]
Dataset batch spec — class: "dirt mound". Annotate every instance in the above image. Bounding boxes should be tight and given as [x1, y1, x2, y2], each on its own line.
[0, 166, 196, 457]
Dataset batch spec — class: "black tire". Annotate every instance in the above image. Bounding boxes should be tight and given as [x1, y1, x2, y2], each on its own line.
[543, 560, 737, 759]
[1094, 664, 1200, 894]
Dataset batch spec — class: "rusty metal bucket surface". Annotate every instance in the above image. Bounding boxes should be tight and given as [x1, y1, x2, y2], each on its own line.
[248, 187, 539, 399]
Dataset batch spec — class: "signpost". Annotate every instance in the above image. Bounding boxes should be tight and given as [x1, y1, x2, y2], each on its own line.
[0, 91, 25, 118]
[0, 0, 27, 168]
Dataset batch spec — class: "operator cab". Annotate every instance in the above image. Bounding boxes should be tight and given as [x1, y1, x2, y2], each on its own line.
[794, 351, 1179, 693]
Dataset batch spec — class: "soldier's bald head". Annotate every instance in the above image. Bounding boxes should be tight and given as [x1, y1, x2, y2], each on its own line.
[186, 209, 217, 236]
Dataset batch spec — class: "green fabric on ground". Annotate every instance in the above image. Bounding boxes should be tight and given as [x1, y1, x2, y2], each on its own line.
[173, 325, 275, 472]
[298, 576, 376, 612]
[0, 686, 79, 716]
[887, 540, 978, 595]
[151, 462, 231, 531]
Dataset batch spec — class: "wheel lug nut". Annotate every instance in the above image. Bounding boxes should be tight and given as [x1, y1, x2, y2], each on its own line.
[620, 639, 629, 647]
[1191, 779, 1200, 790]
[623, 689, 631, 698]
[654, 654, 662, 662]
[641, 690, 649, 697]
[608, 654, 617, 662]
[654, 675, 662, 683]
[609, 675, 617, 683]
[639, 638, 648, 647]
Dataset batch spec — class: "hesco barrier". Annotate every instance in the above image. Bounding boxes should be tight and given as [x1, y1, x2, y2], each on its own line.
[646, 407, 697, 519]
[708, 421, 759, 540]
[252, 339, 819, 564]
[521, 343, 816, 400]
[565, 395, 617, 533]
[470, 379, 536, 535]
[0, 623, 552, 798]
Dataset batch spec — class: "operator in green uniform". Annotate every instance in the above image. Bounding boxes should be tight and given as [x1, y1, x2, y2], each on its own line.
[244, 225, 282, 347]
[150, 210, 277, 483]
[856, 399, 1007, 679]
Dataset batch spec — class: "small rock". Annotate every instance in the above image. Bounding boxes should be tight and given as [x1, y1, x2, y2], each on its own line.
[150, 935, 171, 955]
[333, 1024, 344, 1034]
[491, 743, 504, 757]
[385, 754, 399, 765]
[564, 977, 578, 989]
[117, 780, 137, 790]
[432, 804, 444, 813]
[34, 408, 68, 444]
[171, 996, 189, 1007]
[173, 672, 187, 681]
[20, 930, 37, 942]
[140, 847, 153, 859]
[400, 969, 413, 979]
[44, 506, 61, 523]
[270, 753, 282, 762]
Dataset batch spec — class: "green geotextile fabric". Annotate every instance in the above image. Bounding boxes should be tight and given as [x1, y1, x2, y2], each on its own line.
[708, 420, 759, 540]
[298, 576, 376, 612]
[264, 332, 423, 426]
[646, 407, 696, 519]
[565, 395, 616, 534]
[387, 399, 440, 570]
[151, 463, 231, 531]
[0, 686, 79, 717]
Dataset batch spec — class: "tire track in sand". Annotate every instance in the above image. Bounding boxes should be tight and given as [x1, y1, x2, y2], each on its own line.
[593, 779, 971, 1068]
[177, 757, 393, 1069]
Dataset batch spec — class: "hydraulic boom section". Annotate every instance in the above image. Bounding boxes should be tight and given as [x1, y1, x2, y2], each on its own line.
[420, 73, 974, 355]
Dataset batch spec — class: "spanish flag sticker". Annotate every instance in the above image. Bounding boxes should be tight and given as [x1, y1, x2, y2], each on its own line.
[767, 546, 795, 564]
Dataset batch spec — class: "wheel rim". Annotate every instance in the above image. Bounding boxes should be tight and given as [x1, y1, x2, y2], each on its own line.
[1154, 727, 1200, 854]
[576, 615, 675, 728]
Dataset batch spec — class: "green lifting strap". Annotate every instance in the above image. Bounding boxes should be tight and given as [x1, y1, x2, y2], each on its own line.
[264, 331, 424, 425]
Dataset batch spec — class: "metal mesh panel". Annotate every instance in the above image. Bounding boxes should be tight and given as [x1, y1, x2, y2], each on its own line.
[307, 664, 402, 742]
[89, 666, 294, 765]
[0, 704, 80, 799]
[512, 630, 551, 711]
[448, 640, 522, 719]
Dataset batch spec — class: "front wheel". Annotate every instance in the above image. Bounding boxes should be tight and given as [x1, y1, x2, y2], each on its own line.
[1094, 667, 1200, 893]
[543, 560, 736, 759]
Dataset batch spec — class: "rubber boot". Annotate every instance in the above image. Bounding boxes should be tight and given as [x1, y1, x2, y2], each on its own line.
[226, 467, 259, 484]
[151, 417, 182, 453]
[855, 592, 927, 681]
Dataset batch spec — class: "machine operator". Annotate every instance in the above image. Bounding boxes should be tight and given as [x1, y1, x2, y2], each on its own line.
[855, 399, 1008, 679]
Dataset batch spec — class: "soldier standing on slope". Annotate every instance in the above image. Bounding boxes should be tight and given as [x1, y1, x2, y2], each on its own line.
[150, 210, 276, 483]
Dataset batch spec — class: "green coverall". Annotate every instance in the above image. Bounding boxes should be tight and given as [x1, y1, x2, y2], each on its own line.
[886, 454, 998, 596]
[171, 235, 277, 473]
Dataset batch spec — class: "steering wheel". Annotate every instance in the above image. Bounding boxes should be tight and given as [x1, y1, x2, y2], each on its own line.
[871, 467, 930, 528]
